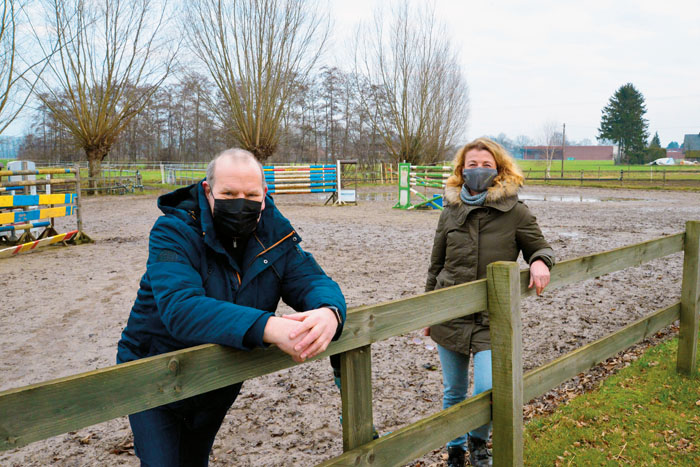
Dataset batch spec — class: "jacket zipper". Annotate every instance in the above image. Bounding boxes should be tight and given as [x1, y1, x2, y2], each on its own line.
[247, 230, 296, 269]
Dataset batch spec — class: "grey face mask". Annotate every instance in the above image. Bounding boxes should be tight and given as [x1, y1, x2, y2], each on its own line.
[462, 167, 498, 193]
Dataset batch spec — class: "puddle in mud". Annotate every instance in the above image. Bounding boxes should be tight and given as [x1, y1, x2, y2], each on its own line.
[357, 192, 395, 201]
[559, 231, 581, 238]
[521, 194, 642, 203]
[520, 194, 601, 203]
[312, 192, 641, 203]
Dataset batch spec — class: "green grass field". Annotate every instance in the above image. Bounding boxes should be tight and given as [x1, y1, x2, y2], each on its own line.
[518, 159, 700, 173]
[515, 160, 700, 190]
[524, 336, 700, 465]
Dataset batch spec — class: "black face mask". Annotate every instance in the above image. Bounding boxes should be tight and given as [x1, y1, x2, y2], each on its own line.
[212, 197, 262, 240]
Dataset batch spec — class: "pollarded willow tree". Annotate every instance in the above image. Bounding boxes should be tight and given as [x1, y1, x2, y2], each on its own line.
[184, 0, 328, 161]
[0, 0, 49, 135]
[35, 0, 177, 180]
[355, 1, 469, 165]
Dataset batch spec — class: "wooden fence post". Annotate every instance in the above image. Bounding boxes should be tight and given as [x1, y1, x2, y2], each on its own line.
[340, 345, 374, 451]
[487, 261, 523, 466]
[678, 220, 700, 375]
[74, 164, 83, 233]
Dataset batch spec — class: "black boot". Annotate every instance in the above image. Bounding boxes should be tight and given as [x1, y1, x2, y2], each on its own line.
[446, 446, 465, 467]
[467, 436, 492, 467]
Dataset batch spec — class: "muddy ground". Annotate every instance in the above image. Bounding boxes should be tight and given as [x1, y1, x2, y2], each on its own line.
[1, 184, 698, 466]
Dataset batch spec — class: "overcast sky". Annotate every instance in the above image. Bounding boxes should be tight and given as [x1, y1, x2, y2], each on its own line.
[5, 0, 699, 148]
[329, 0, 700, 146]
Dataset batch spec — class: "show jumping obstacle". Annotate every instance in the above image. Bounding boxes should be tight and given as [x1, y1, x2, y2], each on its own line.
[0, 164, 92, 258]
[163, 160, 357, 206]
[393, 162, 451, 210]
[264, 163, 338, 204]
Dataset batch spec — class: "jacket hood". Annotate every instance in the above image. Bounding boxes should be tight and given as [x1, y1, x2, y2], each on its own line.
[156, 180, 296, 254]
[158, 183, 200, 219]
[444, 175, 520, 211]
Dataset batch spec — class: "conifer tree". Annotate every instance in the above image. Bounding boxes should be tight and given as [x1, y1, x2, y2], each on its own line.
[598, 83, 649, 164]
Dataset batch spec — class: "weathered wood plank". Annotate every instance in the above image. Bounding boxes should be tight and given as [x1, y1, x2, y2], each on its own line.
[488, 262, 523, 467]
[0, 177, 78, 188]
[523, 302, 680, 402]
[520, 233, 684, 297]
[0, 280, 485, 452]
[0, 344, 298, 451]
[340, 346, 374, 451]
[358, 279, 487, 344]
[318, 392, 491, 467]
[0, 168, 76, 177]
[678, 221, 700, 375]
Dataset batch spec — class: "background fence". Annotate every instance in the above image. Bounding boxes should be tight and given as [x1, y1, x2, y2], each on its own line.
[524, 168, 700, 188]
[12, 160, 700, 189]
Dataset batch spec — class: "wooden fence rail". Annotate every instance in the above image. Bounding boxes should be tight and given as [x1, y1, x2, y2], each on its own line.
[0, 224, 697, 467]
[524, 168, 700, 187]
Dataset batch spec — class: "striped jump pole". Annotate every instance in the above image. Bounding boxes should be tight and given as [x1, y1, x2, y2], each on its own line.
[0, 230, 78, 259]
[393, 163, 451, 210]
[0, 221, 52, 233]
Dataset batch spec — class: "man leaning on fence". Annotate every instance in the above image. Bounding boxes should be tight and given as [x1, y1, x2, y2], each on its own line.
[117, 148, 346, 466]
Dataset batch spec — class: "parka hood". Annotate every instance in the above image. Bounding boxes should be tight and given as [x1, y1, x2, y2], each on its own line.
[444, 175, 520, 211]
[156, 180, 297, 254]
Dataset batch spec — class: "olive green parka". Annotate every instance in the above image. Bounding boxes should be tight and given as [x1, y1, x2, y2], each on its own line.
[426, 179, 554, 355]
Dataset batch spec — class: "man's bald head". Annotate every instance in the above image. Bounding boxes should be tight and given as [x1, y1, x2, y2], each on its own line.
[206, 148, 267, 191]
[202, 148, 268, 216]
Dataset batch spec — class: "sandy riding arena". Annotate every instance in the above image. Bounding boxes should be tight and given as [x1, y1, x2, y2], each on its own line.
[1, 184, 699, 466]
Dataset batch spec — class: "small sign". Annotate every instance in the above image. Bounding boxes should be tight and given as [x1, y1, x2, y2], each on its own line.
[339, 189, 356, 203]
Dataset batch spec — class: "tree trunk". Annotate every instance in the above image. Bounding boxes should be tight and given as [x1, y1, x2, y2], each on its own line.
[85, 146, 110, 193]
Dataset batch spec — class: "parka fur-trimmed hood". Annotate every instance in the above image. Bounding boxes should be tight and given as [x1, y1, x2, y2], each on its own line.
[443, 174, 521, 206]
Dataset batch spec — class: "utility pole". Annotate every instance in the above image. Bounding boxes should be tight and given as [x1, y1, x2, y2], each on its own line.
[561, 123, 566, 179]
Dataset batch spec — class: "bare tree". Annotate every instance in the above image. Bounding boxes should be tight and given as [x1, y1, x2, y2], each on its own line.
[184, 0, 328, 161]
[0, 1, 50, 135]
[541, 120, 562, 178]
[355, 1, 468, 164]
[35, 0, 177, 181]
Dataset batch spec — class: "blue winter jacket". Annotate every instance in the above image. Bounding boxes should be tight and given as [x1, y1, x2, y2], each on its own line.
[117, 181, 346, 364]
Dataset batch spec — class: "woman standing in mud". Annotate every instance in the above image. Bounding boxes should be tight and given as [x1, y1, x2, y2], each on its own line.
[424, 137, 554, 467]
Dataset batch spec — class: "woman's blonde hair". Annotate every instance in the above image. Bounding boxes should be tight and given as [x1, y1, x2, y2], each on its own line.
[447, 137, 524, 189]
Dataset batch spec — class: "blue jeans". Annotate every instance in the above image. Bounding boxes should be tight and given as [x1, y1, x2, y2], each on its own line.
[128, 383, 242, 467]
[437, 345, 492, 449]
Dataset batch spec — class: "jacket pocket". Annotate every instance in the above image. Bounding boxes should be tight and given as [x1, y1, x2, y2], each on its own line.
[435, 273, 456, 290]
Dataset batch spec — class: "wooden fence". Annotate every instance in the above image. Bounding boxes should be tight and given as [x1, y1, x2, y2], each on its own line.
[524, 168, 700, 187]
[1, 223, 698, 466]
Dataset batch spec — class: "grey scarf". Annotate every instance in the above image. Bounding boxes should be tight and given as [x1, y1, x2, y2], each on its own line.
[460, 185, 488, 205]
